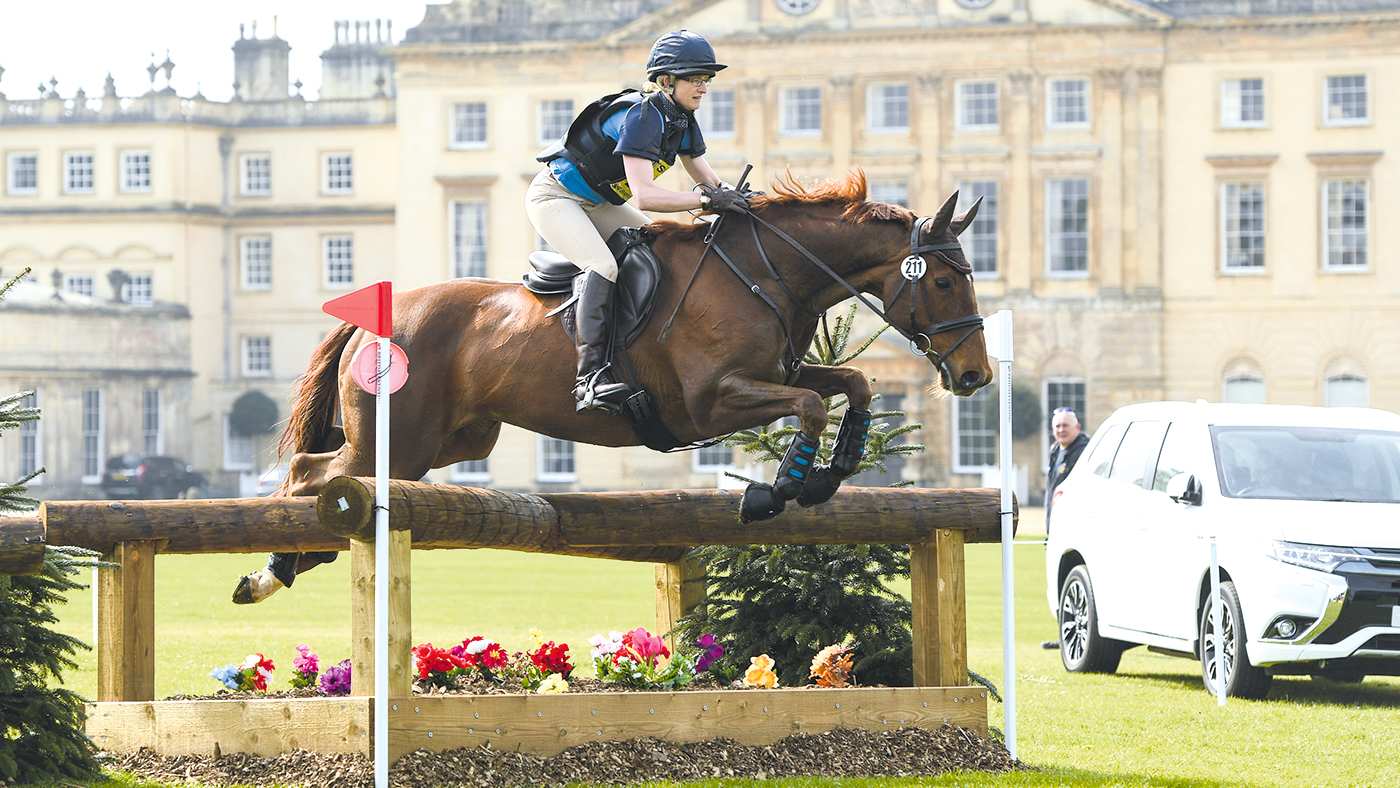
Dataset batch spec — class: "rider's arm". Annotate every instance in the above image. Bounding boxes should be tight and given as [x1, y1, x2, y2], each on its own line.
[681, 154, 721, 191]
[623, 154, 707, 212]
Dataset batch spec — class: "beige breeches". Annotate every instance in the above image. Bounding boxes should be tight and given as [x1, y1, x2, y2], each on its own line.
[525, 168, 649, 282]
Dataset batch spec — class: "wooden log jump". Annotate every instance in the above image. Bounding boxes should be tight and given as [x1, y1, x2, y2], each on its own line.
[1, 482, 1015, 763]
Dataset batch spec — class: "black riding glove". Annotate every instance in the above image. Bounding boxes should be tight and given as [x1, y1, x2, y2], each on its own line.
[701, 185, 751, 214]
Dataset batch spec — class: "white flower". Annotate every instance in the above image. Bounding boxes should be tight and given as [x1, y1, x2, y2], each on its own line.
[465, 639, 494, 655]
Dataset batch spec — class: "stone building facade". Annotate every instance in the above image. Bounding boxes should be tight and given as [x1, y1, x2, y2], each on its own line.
[2, 0, 1396, 500]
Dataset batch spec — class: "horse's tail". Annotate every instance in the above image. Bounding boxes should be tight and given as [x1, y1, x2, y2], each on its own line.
[275, 321, 357, 491]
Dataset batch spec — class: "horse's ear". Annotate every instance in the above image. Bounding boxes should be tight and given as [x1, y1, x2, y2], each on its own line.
[951, 196, 984, 237]
[926, 190, 960, 237]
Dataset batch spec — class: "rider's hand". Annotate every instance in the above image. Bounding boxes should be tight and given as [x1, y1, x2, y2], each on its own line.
[701, 185, 751, 214]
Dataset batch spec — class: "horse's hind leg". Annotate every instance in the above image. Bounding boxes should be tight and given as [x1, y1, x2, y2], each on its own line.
[788, 364, 874, 507]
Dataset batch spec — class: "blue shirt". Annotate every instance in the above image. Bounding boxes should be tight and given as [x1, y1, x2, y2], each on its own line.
[550, 100, 700, 205]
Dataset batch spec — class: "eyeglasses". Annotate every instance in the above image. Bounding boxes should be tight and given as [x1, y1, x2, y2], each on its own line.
[1053, 407, 1076, 415]
[681, 75, 713, 86]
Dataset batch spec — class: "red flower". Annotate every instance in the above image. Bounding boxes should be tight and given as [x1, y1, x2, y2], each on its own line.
[411, 643, 459, 680]
[529, 641, 574, 679]
[479, 642, 509, 671]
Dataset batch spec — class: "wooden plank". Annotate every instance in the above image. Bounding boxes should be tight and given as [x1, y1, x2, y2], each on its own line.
[97, 541, 157, 702]
[386, 686, 988, 761]
[350, 531, 412, 698]
[40, 498, 339, 555]
[84, 698, 369, 757]
[910, 531, 969, 688]
[654, 557, 704, 652]
[0, 515, 46, 575]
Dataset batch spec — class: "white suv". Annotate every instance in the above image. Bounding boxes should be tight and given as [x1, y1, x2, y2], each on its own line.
[1045, 401, 1400, 698]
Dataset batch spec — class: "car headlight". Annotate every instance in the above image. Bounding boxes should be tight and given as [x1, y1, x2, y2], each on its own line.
[1270, 540, 1361, 573]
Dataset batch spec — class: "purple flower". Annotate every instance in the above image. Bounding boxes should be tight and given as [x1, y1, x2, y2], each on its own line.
[694, 635, 723, 672]
[319, 659, 353, 696]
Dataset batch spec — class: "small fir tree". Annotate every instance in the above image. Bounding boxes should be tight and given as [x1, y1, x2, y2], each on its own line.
[0, 269, 103, 784]
[676, 305, 921, 686]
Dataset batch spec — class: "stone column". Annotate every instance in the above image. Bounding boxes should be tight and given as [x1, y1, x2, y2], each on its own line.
[1005, 70, 1034, 294]
[829, 74, 855, 177]
[743, 79, 769, 190]
[1135, 68, 1164, 292]
[915, 72, 942, 213]
[1098, 69, 1125, 293]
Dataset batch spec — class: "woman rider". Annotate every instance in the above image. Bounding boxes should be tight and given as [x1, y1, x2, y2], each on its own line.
[529, 29, 751, 412]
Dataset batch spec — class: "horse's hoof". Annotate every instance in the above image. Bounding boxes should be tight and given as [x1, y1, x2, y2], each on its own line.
[739, 483, 785, 524]
[231, 570, 284, 605]
[796, 466, 841, 507]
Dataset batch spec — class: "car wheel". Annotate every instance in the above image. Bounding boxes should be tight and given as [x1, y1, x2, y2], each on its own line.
[1058, 565, 1125, 674]
[1200, 580, 1272, 700]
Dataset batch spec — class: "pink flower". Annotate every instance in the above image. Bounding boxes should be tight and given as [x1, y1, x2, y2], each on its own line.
[293, 644, 319, 675]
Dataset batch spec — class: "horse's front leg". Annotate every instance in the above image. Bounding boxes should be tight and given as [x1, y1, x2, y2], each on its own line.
[787, 364, 874, 508]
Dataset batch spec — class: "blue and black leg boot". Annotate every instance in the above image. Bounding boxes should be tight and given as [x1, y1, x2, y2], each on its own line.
[829, 407, 872, 479]
[773, 431, 820, 501]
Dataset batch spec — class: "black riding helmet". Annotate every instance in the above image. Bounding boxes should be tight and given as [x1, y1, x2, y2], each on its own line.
[646, 30, 727, 80]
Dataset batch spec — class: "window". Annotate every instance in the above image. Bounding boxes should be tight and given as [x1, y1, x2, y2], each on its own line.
[537, 436, 576, 482]
[64, 151, 94, 194]
[692, 443, 734, 473]
[780, 86, 822, 136]
[538, 99, 574, 145]
[694, 88, 734, 138]
[241, 235, 272, 290]
[866, 83, 909, 134]
[64, 274, 94, 298]
[1046, 178, 1089, 276]
[1323, 179, 1368, 271]
[450, 459, 491, 484]
[1324, 75, 1368, 126]
[120, 273, 153, 307]
[868, 179, 908, 208]
[322, 152, 354, 195]
[1151, 423, 1194, 493]
[1223, 375, 1266, 404]
[952, 386, 997, 473]
[955, 81, 998, 130]
[223, 415, 254, 471]
[81, 389, 102, 483]
[242, 336, 272, 377]
[142, 389, 162, 455]
[121, 150, 151, 193]
[1107, 421, 1168, 490]
[450, 102, 488, 148]
[1325, 375, 1369, 408]
[1046, 79, 1089, 128]
[1044, 379, 1086, 464]
[1087, 422, 1127, 478]
[19, 391, 41, 484]
[451, 200, 488, 279]
[957, 180, 998, 275]
[323, 235, 354, 288]
[1221, 182, 1266, 272]
[1221, 78, 1265, 128]
[7, 153, 37, 195]
[240, 154, 271, 196]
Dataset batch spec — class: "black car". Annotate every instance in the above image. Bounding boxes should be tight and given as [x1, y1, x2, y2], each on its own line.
[100, 454, 206, 499]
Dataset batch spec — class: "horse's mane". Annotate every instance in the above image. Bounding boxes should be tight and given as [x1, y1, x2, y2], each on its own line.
[648, 167, 917, 241]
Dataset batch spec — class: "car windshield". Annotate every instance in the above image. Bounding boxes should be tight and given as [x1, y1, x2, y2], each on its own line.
[1212, 426, 1400, 503]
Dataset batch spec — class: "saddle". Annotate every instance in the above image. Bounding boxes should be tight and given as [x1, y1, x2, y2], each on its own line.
[522, 227, 682, 451]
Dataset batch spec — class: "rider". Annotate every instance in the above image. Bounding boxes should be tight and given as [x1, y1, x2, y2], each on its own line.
[529, 29, 751, 412]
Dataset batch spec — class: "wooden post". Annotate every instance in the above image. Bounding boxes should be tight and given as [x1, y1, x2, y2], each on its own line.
[97, 540, 157, 702]
[910, 528, 967, 687]
[349, 530, 412, 698]
[654, 557, 705, 651]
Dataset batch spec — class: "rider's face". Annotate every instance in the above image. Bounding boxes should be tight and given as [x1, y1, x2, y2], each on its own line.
[670, 75, 709, 112]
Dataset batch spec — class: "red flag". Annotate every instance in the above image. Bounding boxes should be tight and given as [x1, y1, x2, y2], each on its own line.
[323, 281, 393, 337]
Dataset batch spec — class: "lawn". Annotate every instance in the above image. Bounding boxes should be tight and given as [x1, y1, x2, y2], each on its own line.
[49, 528, 1400, 788]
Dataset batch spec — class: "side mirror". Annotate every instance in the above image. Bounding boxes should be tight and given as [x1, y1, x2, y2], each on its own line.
[1166, 472, 1203, 506]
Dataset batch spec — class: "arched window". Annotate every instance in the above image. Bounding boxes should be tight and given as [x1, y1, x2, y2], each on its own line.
[1325, 375, 1369, 407]
[1221, 358, 1266, 404]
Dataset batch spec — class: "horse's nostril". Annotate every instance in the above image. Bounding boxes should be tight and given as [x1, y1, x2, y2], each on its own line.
[961, 369, 982, 387]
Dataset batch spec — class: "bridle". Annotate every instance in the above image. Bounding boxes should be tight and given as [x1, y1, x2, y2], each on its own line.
[718, 210, 985, 383]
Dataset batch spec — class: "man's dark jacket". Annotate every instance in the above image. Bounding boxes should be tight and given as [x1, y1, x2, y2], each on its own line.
[1044, 431, 1091, 512]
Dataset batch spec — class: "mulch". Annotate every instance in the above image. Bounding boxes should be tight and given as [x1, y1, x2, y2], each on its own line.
[108, 724, 1024, 788]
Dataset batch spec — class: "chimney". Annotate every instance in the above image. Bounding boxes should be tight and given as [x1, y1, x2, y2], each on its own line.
[231, 21, 292, 101]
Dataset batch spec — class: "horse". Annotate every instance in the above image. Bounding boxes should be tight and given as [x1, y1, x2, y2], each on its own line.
[232, 169, 992, 603]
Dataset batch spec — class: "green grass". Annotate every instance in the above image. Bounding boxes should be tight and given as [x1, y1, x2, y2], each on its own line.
[48, 539, 1400, 788]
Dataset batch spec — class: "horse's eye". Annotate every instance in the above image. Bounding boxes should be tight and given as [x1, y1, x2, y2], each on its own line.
[935, 277, 952, 292]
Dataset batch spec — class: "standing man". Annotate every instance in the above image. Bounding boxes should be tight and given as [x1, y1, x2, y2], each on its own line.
[1044, 407, 1090, 529]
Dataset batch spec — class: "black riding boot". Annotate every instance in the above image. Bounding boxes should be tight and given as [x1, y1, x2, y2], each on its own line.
[574, 271, 633, 412]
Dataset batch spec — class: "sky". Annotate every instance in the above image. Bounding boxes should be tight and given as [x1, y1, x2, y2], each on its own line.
[0, 1, 437, 104]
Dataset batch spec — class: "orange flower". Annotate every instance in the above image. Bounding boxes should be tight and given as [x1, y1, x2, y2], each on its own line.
[742, 654, 779, 688]
[809, 644, 854, 688]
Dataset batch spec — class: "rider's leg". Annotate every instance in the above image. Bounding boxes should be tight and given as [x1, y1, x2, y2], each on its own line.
[525, 170, 639, 410]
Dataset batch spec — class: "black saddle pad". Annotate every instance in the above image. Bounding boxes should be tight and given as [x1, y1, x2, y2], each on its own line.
[522, 227, 661, 350]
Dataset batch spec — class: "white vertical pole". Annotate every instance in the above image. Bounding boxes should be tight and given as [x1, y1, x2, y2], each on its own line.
[991, 310, 1016, 760]
[374, 335, 391, 788]
[1210, 536, 1226, 707]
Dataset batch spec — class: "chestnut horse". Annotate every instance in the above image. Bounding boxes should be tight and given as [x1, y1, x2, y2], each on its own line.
[233, 171, 992, 603]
